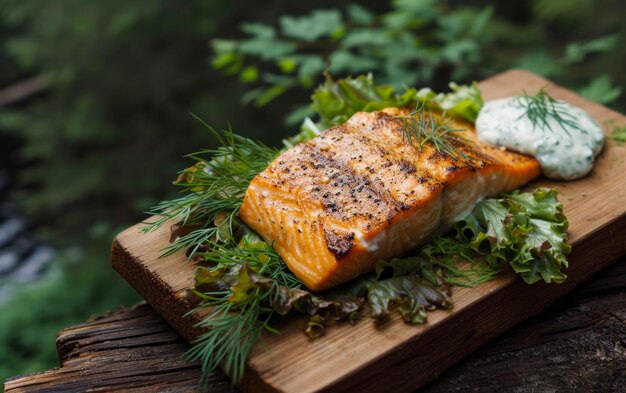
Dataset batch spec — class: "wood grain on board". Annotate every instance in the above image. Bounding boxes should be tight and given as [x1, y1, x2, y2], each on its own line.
[111, 69, 626, 393]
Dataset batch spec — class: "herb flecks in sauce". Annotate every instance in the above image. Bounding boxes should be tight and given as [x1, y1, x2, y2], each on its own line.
[475, 90, 604, 180]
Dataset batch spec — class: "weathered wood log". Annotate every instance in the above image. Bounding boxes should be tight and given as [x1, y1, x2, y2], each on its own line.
[4, 257, 625, 392]
[2, 303, 233, 393]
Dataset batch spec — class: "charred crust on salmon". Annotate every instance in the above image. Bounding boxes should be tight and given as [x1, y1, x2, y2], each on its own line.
[398, 159, 417, 174]
[446, 164, 460, 173]
[324, 228, 355, 259]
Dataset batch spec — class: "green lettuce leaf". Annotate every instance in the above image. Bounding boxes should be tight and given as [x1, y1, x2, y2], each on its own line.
[282, 117, 323, 150]
[311, 73, 416, 127]
[375, 255, 443, 286]
[504, 189, 570, 283]
[454, 188, 570, 284]
[310, 74, 484, 130]
[416, 82, 484, 123]
[366, 276, 453, 324]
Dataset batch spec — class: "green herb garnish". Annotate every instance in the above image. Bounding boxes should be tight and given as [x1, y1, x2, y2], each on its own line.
[605, 118, 626, 144]
[186, 239, 300, 383]
[516, 89, 585, 137]
[187, 236, 365, 382]
[396, 103, 471, 159]
[141, 115, 278, 257]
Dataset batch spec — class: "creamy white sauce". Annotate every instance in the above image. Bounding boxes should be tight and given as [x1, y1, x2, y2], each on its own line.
[475, 96, 604, 180]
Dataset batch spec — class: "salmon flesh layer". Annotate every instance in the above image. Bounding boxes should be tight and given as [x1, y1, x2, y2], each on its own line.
[240, 108, 541, 291]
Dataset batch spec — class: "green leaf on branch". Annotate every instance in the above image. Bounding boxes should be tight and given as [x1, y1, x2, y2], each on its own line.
[563, 35, 618, 65]
[279, 9, 343, 42]
[578, 75, 622, 105]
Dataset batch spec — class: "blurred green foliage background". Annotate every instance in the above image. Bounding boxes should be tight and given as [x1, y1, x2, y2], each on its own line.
[0, 0, 623, 382]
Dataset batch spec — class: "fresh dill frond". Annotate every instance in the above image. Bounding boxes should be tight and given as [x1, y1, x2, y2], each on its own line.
[186, 239, 302, 383]
[516, 89, 585, 137]
[396, 103, 470, 159]
[187, 285, 277, 384]
[198, 238, 302, 289]
[142, 116, 279, 256]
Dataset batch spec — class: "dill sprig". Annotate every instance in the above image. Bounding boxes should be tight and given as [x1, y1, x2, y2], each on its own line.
[140, 116, 301, 383]
[516, 89, 586, 137]
[188, 289, 273, 384]
[186, 239, 301, 383]
[396, 103, 470, 159]
[142, 115, 279, 256]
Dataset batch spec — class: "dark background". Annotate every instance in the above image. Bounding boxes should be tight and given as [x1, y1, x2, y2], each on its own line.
[0, 0, 624, 380]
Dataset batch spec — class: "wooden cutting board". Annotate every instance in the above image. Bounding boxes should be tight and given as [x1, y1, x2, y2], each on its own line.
[111, 69, 626, 393]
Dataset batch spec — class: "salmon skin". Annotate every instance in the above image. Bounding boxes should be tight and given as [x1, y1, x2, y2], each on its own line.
[240, 108, 541, 291]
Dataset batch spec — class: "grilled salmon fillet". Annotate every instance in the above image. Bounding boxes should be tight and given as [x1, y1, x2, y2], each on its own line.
[240, 108, 541, 291]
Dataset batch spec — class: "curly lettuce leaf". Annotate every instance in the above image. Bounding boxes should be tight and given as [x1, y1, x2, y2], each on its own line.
[366, 188, 569, 325]
[454, 188, 570, 284]
[375, 255, 443, 286]
[282, 117, 323, 150]
[310, 73, 484, 129]
[312, 73, 416, 127]
[416, 82, 483, 123]
[504, 190, 570, 283]
[366, 276, 453, 324]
